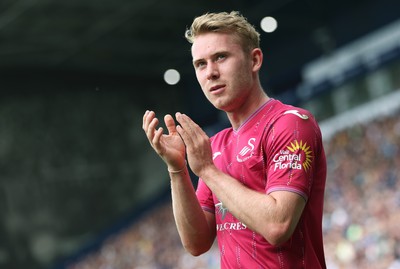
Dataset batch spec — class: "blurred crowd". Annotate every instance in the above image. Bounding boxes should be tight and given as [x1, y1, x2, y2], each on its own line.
[66, 204, 220, 269]
[67, 109, 400, 269]
[323, 110, 400, 269]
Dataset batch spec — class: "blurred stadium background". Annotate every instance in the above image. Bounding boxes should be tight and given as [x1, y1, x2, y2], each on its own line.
[0, 0, 399, 268]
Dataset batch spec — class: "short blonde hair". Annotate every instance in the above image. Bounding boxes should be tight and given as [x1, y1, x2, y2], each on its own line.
[185, 11, 260, 53]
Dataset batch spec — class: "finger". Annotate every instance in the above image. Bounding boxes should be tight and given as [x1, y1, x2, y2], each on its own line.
[164, 114, 177, 135]
[175, 112, 196, 146]
[176, 112, 203, 136]
[175, 112, 190, 129]
[152, 127, 164, 154]
[142, 110, 149, 130]
[143, 113, 160, 146]
[147, 117, 160, 140]
[143, 110, 156, 131]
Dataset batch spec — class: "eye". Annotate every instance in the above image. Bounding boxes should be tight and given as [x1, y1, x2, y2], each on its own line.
[216, 54, 226, 61]
[195, 61, 206, 69]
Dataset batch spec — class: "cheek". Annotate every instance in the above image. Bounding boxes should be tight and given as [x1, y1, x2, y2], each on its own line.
[239, 65, 254, 84]
[195, 73, 204, 87]
[229, 61, 250, 81]
[233, 70, 251, 88]
[195, 70, 206, 84]
[196, 74, 208, 94]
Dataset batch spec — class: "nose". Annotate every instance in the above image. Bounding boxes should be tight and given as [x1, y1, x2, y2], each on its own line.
[206, 62, 219, 80]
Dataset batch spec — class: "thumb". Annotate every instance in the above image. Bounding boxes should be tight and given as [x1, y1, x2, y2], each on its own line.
[164, 114, 177, 135]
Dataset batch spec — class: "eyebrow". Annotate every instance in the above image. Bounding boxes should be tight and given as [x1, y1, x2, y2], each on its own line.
[192, 50, 229, 66]
[192, 58, 204, 66]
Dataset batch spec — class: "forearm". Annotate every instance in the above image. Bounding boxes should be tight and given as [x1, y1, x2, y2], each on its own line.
[200, 166, 304, 245]
[170, 167, 215, 255]
[201, 167, 270, 231]
[142, 111, 215, 252]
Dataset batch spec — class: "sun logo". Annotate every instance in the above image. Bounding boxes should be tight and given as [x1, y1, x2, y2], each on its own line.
[286, 140, 313, 171]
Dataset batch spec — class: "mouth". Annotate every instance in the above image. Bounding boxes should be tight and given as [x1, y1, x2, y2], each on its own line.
[210, 84, 225, 94]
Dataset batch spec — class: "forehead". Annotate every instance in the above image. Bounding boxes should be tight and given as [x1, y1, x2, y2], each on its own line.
[191, 32, 242, 59]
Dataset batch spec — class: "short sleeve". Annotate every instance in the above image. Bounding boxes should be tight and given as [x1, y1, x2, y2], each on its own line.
[265, 110, 322, 200]
[196, 178, 215, 214]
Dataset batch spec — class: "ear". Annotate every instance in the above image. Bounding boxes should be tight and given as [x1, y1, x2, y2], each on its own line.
[251, 48, 263, 72]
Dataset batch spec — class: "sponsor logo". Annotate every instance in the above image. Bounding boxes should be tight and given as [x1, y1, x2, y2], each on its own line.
[215, 201, 247, 232]
[236, 138, 256, 162]
[273, 140, 313, 171]
[216, 222, 247, 232]
[284, 109, 309, 120]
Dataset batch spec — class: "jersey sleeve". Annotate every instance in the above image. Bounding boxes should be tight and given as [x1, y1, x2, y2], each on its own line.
[196, 178, 215, 214]
[265, 110, 322, 200]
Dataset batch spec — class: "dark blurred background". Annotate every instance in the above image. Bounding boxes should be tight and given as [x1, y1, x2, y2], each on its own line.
[1, 0, 399, 268]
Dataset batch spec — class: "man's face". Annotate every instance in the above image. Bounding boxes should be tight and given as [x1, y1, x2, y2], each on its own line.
[191, 32, 256, 112]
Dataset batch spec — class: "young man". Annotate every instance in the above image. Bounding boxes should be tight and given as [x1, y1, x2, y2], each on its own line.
[142, 11, 327, 268]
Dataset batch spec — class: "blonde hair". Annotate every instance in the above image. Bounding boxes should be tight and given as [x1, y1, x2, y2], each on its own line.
[185, 11, 260, 53]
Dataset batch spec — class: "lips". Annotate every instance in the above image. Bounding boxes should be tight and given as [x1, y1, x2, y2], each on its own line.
[210, 84, 225, 93]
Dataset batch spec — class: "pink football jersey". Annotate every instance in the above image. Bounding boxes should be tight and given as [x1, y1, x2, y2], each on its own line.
[196, 99, 327, 268]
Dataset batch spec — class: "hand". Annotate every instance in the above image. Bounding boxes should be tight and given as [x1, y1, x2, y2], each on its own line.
[142, 110, 186, 171]
[175, 112, 215, 176]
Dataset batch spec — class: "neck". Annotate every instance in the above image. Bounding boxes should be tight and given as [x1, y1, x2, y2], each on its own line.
[227, 89, 269, 130]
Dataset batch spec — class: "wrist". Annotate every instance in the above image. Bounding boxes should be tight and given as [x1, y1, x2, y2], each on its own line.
[197, 164, 219, 181]
[168, 161, 187, 174]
